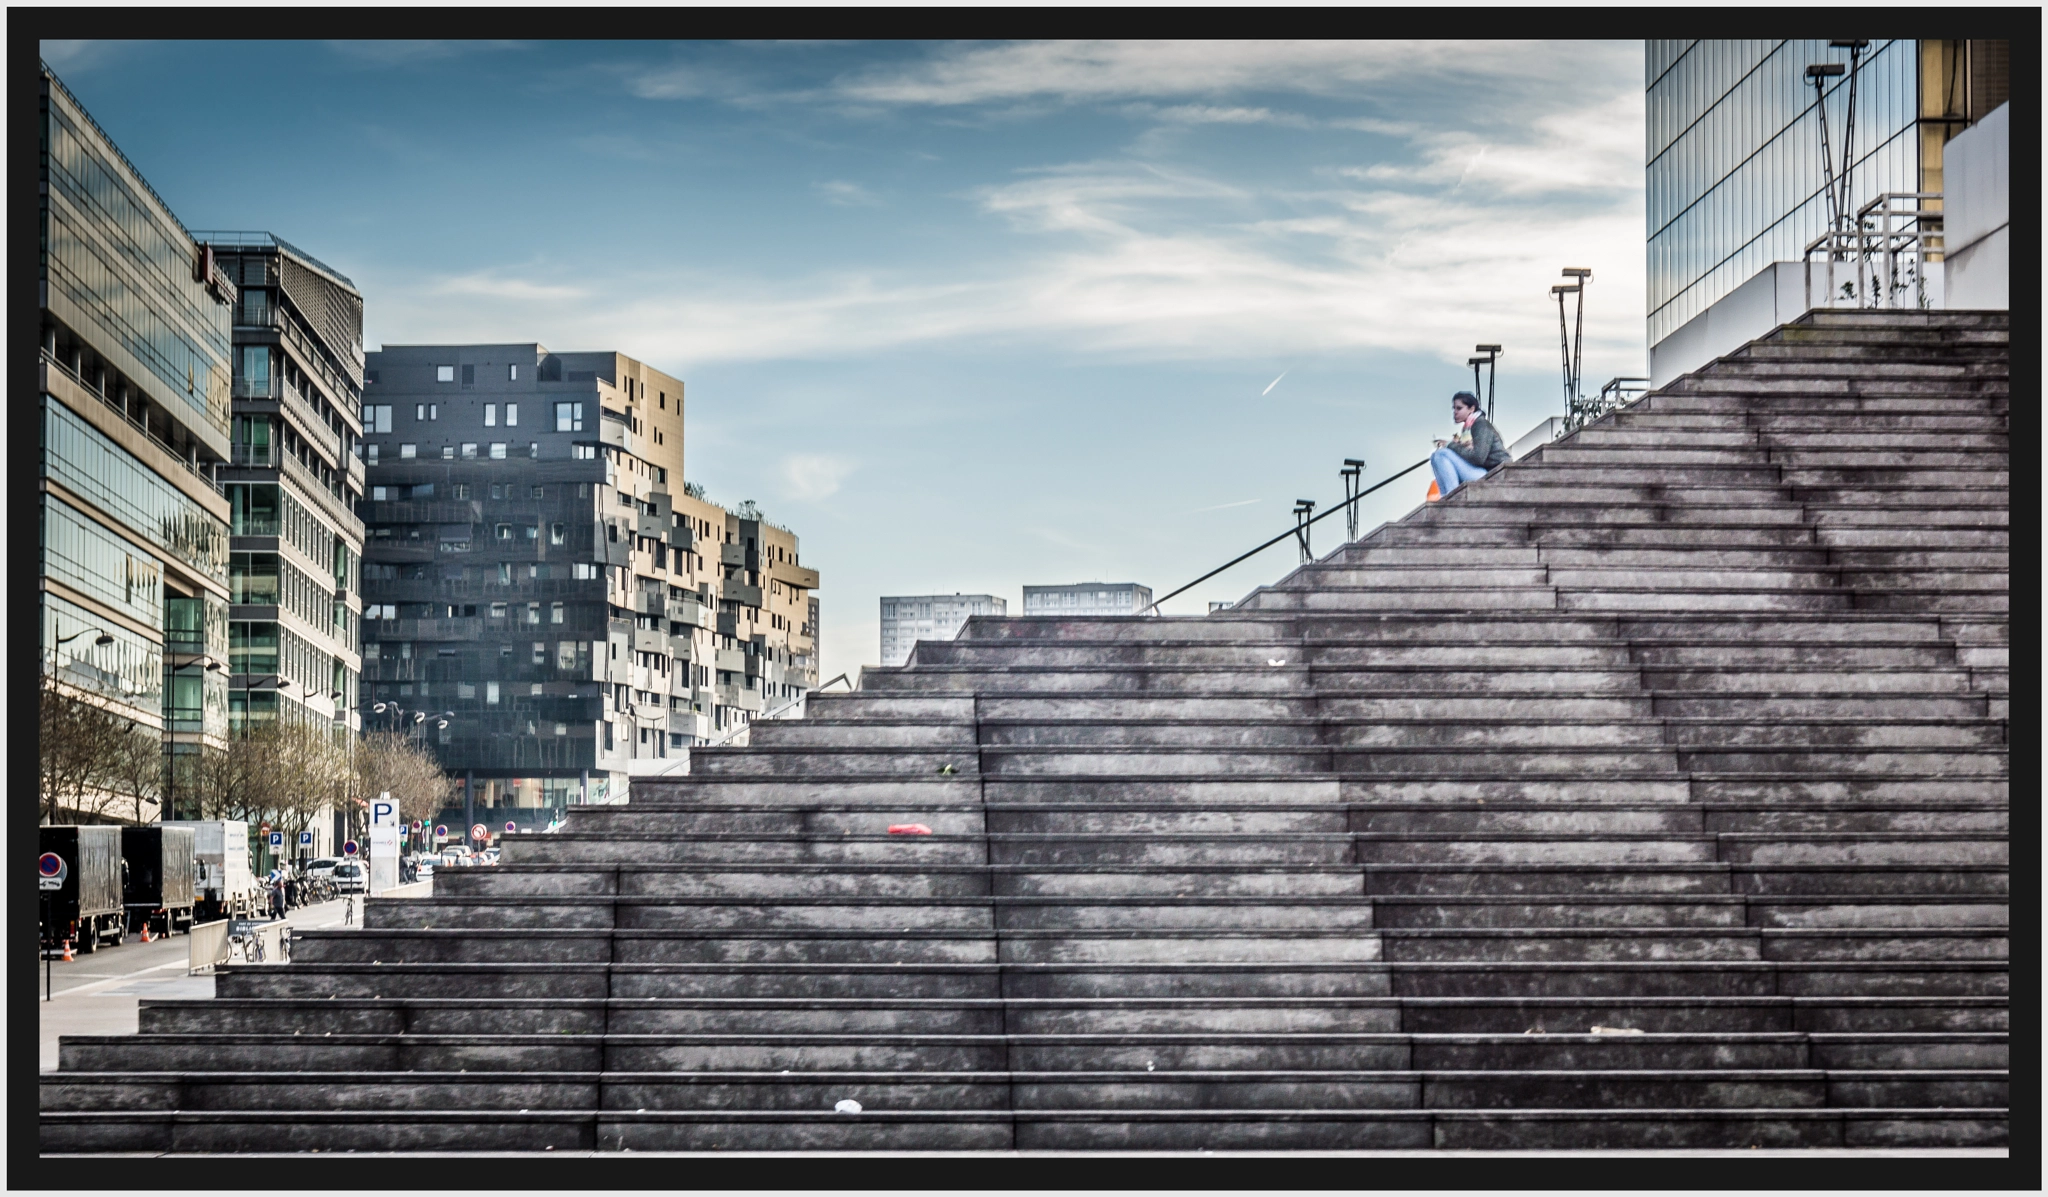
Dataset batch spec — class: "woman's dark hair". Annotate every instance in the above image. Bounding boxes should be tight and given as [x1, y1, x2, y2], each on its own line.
[1451, 391, 1481, 412]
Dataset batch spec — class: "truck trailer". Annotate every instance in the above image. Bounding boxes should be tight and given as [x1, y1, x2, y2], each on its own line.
[40, 826, 126, 952]
[121, 824, 197, 936]
[163, 819, 260, 923]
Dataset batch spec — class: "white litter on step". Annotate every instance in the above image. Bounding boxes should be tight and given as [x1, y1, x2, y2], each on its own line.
[1590, 1025, 1645, 1035]
[1267, 659, 1287, 666]
[834, 1099, 863, 1114]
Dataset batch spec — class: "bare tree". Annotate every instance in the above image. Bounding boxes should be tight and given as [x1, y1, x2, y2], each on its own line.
[353, 731, 453, 827]
[194, 720, 351, 842]
[39, 669, 161, 824]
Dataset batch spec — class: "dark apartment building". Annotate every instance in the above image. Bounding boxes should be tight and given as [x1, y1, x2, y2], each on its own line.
[357, 345, 821, 842]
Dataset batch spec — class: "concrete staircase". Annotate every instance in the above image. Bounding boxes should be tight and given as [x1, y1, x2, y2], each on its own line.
[41, 310, 2007, 1153]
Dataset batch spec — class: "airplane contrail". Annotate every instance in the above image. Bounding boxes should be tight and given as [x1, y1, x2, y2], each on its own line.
[1260, 370, 1288, 397]
[1190, 498, 1260, 514]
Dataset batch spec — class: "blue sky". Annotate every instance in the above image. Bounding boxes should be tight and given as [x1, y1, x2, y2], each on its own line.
[44, 39, 1648, 682]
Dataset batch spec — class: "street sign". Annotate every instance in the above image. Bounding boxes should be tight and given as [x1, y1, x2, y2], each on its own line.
[504, 821, 517, 834]
[299, 831, 314, 846]
[342, 840, 358, 856]
[470, 824, 489, 841]
[434, 825, 449, 844]
[39, 853, 67, 890]
[268, 831, 284, 848]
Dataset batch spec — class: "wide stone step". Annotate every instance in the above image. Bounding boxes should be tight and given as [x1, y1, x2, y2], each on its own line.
[42, 1064, 2008, 1115]
[203, 958, 2010, 1003]
[54, 1029, 2008, 1077]
[39, 1105, 2010, 1154]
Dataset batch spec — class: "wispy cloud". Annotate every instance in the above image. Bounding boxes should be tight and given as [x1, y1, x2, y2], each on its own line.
[362, 42, 1645, 377]
[779, 453, 855, 501]
[1190, 498, 1261, 513]
[326, 41, 531, 70]
[1126, 103, 1317, 128]
[816, 179, 881, 207]
[431, 272, 588, 303]
[832, 40, 1564, 107]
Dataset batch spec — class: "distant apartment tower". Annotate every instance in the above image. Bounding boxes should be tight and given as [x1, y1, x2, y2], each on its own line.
[38, 64, 235, 824]
[879, 594, 1007, 667]
[356, 345, 820, 840]
[1023, 583, 1153, 617]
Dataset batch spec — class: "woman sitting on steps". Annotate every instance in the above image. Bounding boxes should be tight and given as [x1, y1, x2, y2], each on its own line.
[1430, 390, 1510, 498]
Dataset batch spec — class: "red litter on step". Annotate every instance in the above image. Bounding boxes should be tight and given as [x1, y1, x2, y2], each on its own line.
[887, 823, 933, 836]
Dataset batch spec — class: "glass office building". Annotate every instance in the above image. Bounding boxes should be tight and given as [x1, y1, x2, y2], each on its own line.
[39, 63, 235, 820]
[1646, 39, 2009, 360]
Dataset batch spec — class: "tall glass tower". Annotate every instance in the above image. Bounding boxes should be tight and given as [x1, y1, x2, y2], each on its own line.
[1645, 39, 2008, 365]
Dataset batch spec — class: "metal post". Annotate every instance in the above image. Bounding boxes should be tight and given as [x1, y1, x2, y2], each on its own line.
[1293, 500, 1315, 564]
[1808, 65, 1844, 236]
[1835, 41, 1868, 246]
[1475, 345, 1502, 425]
[464, 770, 475, 846]
[1341, 460, 1365, 544]
[1553, 285, 1579, 419]
[1562, 270, 1592, 417]
[44, 894, 52, 1002]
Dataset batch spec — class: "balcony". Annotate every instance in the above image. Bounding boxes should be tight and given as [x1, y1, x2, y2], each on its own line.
[667, 595, 714, 629]
[724, 582, 762, 609]
[769, 558, 820, 591]
[713, 647, 747, 673]
[631, 627, 671, 654]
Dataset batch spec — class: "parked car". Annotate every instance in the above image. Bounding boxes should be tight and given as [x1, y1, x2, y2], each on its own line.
[405, 855, 435, 880]
[330, 862, 368, 894]
[302, 858, 342, 881]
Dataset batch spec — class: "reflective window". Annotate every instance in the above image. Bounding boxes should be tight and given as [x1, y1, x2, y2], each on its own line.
[42, 496, 162, 628]
[1647, 39, 1921, 348]
[43, 399, 226, 580]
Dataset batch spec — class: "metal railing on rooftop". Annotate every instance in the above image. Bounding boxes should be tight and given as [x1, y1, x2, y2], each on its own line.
[1805, 192, 1945, 312]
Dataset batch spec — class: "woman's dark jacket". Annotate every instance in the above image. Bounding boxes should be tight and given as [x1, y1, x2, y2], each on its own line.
[1451, 417, 1511, 470]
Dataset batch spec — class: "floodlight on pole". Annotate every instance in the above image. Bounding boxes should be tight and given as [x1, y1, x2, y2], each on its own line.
[1339, 459, 1365, 544]
[1806, 62, 1848, 233]
[1552, 283, 1580, 416]
[1474, 345, 1502, 424]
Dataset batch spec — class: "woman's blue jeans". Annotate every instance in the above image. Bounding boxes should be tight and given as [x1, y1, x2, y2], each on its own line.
[1431, 447, 1490, 496]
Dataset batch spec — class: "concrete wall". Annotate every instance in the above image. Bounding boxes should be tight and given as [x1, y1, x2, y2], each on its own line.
[1943, 102, 2009, 311]
[1649, 261, 1808, 387]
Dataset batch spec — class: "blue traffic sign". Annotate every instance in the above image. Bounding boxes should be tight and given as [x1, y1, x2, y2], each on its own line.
[38, 853, 64, 878]
[268, 831, 284, 847]
[299, 831, 314, 845]
[342, 840, 358, 856]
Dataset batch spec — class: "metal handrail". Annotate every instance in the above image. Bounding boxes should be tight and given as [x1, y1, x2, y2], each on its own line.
[1140, 458, 1432, 615]
[1805, 191, 1943, 311]
[1568, 377, 1650, 432]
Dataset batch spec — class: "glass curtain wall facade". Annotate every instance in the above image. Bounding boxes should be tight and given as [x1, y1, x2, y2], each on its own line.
[39, 64, 234, 822]
[1646, 39, 1923, 353]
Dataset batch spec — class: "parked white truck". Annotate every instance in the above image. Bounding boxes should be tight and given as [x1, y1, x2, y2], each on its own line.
[163, 820, 262, 923]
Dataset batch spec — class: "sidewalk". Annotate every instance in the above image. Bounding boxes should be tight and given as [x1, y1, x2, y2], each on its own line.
[37, 893, 383, 1072]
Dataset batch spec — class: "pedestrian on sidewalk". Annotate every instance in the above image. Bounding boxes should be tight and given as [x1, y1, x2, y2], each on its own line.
[1430, 391, 1510, 497]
